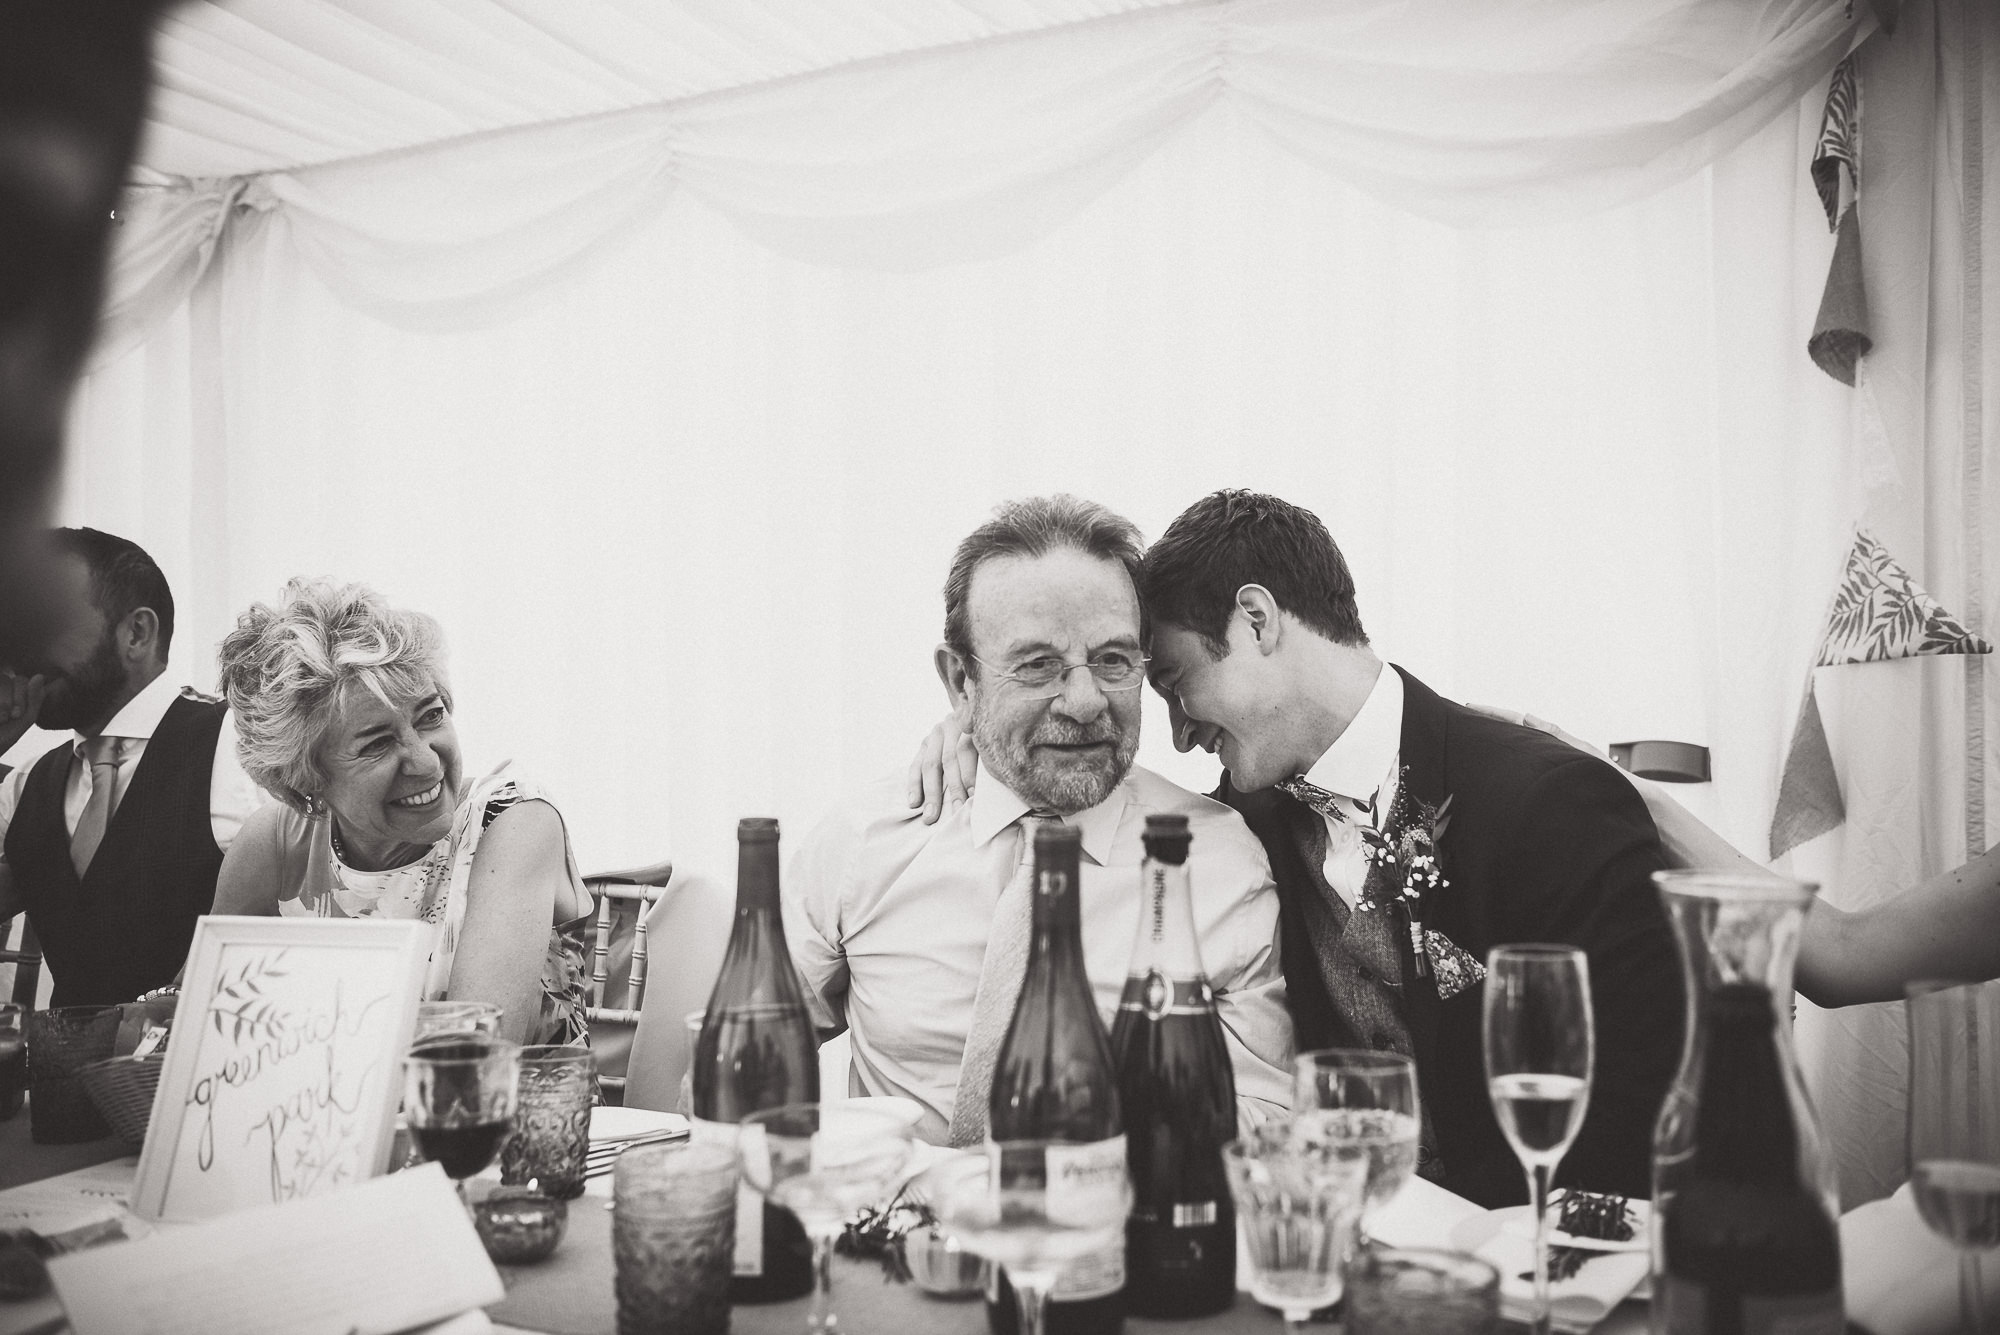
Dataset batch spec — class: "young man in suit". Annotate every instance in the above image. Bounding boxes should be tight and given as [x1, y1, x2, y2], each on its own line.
[1137, 489, 1679, 1206]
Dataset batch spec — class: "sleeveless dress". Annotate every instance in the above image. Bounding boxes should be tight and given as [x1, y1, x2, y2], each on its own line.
[270, 765, 592, 1047]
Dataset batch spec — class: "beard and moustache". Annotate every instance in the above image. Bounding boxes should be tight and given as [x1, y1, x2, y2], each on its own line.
[969, 693, 1139, 816]
[31, 631, 127, 732]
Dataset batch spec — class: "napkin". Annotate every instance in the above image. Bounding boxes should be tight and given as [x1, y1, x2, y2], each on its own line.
[1463, 1221, 1648, 1334]
[1842, 1181, 2000, 1335]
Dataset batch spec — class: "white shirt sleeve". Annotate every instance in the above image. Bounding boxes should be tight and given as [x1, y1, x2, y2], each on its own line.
[783, 809, 859, 1034]
[208, 710, 271, 853]
[1195, 823, 1296, 1126]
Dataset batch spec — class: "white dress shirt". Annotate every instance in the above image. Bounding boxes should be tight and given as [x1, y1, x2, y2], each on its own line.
[1300, 663, 1404, 909]
[786, 764, 1294, 1144]
[0, 673, 266, 856]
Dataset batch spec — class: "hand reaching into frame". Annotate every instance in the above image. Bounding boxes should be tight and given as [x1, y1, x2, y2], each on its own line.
[904, 714, 980, 825]
[0, 671, 45, 758]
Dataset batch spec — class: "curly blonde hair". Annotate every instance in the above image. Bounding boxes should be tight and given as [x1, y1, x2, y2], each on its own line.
[217, 579, 450, 812]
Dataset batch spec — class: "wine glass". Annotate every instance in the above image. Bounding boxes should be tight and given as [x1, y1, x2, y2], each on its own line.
[1223, 1133, 1369, 1331]
[1907, 978, 2000, 1334]
[403, 1037, 522, 1203]
[739, 1101, 915, 1335]
[1291, 1048, 1421, 1239]
[920, 1143, 1132, 1335]
[1483, 944, 1594, 1335]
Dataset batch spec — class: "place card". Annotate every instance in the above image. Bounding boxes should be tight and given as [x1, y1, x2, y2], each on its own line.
[49, 1163, 502, 1335]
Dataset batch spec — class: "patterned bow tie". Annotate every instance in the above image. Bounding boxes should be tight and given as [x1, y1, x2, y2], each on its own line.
[1275, 772, 1486, 1002]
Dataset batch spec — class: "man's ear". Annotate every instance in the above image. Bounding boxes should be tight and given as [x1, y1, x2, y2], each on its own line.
[935, 644, 976, 718]
[121, 607, 161, 664]
[1233, 585, 1284, 656]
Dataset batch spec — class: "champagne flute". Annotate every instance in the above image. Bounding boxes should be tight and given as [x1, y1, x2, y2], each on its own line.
[1907, 978, 2000, 1334]
[403, 1037, 522, 1203]
[739, 1101, 915, 1335]
[1482, 945, 1593, 1335]
[1291, 1048, 1421, 1239]
[920, 1143, 1132, 1335]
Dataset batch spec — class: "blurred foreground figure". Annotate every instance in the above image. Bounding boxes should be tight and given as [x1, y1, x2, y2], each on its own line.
[0, 0, 173, 666]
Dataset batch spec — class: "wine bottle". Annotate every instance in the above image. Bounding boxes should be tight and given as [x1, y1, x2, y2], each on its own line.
[1111, 815, 1235, 1318]
[987, 823, 1126, 1335]
[689, 817, 820, 1304]
[1656, 981, 1842, 1333]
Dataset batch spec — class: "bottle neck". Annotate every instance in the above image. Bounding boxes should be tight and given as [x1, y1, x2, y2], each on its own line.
[1127, 855, 1209, 980]
[736, 837, 781, 914]
[1692, 986, 1798, 1181]
[1026, 841, 1088, 979]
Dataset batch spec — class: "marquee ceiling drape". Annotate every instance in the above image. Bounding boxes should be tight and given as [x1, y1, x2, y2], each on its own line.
[100, 0, 1866, 356]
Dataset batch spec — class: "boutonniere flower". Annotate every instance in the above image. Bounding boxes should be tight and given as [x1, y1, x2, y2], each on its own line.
[1355, 781, 1485, 1000]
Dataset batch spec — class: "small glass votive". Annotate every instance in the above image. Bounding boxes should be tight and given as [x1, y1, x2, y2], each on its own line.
[473, 1184, 568, 1264]
[500, 1044, 596, 1200]
[27, 1005, 122, 1144]
[1345, 1247, 1500, 1335]
[613, 1141, 738, 1335]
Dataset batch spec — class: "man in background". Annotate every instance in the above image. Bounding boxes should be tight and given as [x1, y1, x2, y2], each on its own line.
[786, 494, 1293, 1146]
[0, 527, 263, 1005]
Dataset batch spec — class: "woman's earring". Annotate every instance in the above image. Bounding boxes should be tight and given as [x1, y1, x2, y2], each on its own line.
[301, 792, 325, 817]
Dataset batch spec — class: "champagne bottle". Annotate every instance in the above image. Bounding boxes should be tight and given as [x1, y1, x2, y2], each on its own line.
[987, 823, 1126, 1335]
[1656, 981, 1842, 1333]
[689, 817, 820, 1304]
[1111, 815, 1235, 1318]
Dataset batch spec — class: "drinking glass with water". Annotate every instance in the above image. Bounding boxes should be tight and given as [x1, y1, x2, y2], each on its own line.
[1222, 1132, 1369, 1331]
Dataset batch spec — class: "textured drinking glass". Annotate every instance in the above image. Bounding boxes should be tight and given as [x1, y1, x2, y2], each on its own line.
[1346, 1247, 1500, 1335]
[1291, 1048, 1422, 1236]
[500, 1044, 596, 1200]
[27, 1005, 121, 1143]
[614, 1141, 739, 1335]
[1482, 945, 1594, 1335]
[1222, 1132, 1369, 1331]
[1907, 978, 2000, 1335]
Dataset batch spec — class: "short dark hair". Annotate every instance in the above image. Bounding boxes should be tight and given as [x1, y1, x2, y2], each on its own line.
[1140, 490, 1365, 656]
[48, 527, 175, 659]
[943, 495, 1146, 674]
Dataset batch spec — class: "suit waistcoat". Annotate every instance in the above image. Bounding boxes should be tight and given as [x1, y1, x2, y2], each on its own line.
[5, 694, 227, 1006]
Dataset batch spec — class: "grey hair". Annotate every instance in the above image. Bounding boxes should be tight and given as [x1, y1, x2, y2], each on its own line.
[217, 579, 450, 812]
[942, 494, 1147, 674]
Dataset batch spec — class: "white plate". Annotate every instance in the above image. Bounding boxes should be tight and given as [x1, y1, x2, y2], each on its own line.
[588, 1106, 690, 1144]
[1495, 1193, 1651, 1253]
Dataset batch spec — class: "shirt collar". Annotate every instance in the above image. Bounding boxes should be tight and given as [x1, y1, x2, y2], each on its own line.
[75, 672, 183, 752]
[967, 769, 1129, 867]
[1302, 661, 1404, 804]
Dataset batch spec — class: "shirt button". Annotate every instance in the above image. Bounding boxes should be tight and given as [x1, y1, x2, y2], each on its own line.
[1417, 1146, 1434, 1165]
[1371, 1033, 1392, 1050]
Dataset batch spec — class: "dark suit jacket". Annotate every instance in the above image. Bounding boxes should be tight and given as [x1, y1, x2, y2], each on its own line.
[1220, 666, 1683, 1207]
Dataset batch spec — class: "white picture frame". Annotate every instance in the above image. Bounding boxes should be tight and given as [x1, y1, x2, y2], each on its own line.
[131, 915, 431, 1223]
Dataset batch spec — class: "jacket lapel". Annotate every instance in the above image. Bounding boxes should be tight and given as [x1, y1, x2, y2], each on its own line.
[1391, 666, 1448, 1097]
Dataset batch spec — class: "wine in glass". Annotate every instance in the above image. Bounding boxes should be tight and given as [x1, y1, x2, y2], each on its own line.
[920, 1142, 1132, 1335]
[1483, 944, 1593, 1335]
[1291, 1048, 1421, 1237]
[738, 1101, 914, 1334]
[1222, 1133, 1369, 1331]
[404, 1038, 522, 1201]
[1908, 978, 2000, 1334]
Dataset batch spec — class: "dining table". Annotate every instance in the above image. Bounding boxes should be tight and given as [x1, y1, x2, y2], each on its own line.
[0, 1107, 1656, 1335]
[0, 1108, 1964, 1335]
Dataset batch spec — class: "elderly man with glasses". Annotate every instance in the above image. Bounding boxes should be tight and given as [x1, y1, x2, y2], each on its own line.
[784, 494, 1293, 1148]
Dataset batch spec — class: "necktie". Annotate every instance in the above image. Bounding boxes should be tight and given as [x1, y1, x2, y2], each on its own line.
[69, 735, 128, 878]
[947, 811, 1054, 1148]
[1274, 775, 1371, 828]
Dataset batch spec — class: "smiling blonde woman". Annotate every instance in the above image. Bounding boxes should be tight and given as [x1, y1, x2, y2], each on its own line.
[211, 579, 591, 1047]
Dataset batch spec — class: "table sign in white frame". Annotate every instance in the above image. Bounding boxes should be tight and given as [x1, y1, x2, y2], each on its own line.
[131, 915, 430, 1222]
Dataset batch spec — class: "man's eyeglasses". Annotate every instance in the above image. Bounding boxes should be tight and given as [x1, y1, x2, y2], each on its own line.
[973, 651, 1152, 700]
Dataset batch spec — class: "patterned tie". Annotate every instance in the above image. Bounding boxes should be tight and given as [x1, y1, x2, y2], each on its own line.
[69, 735, 128, 878]
[947, 810, 1055, 1148]
[1273, 775, 1371, 829]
